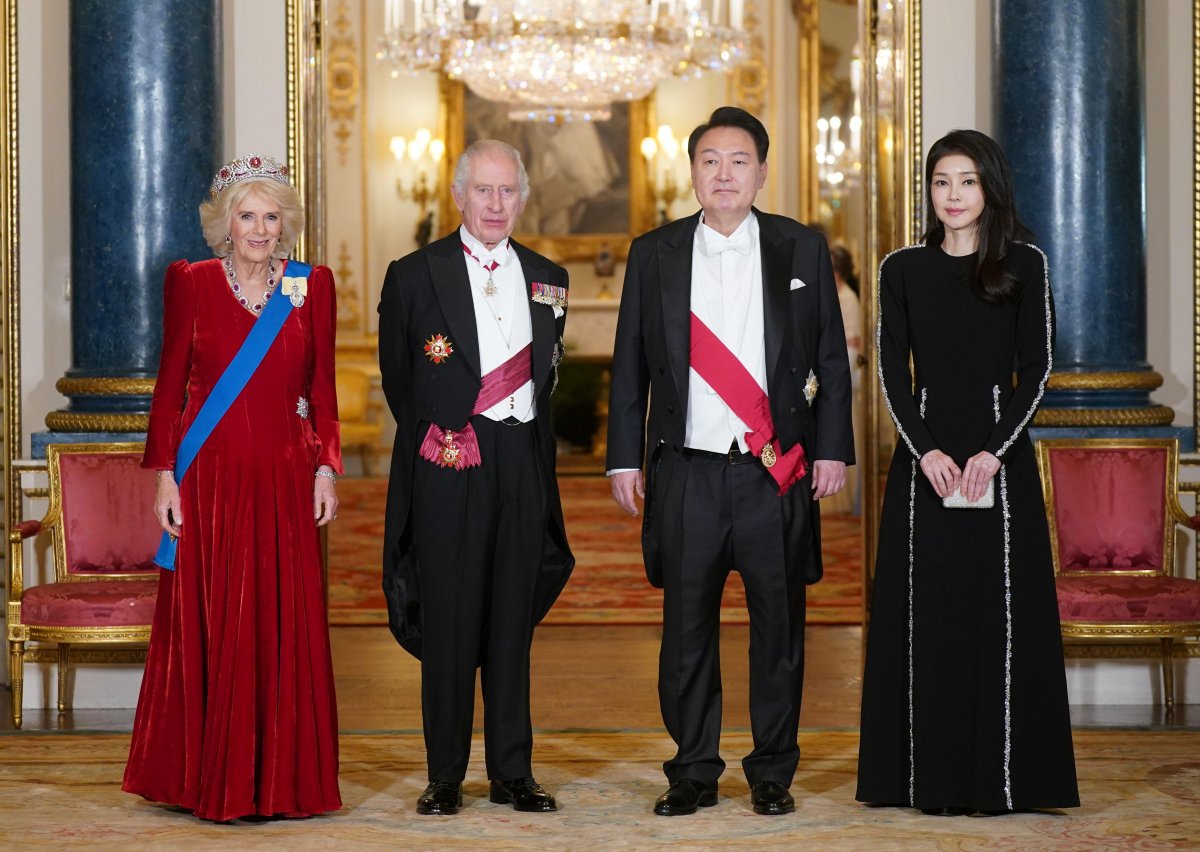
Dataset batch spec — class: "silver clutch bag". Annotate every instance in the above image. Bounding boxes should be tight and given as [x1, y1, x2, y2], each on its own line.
[942, 480, 994, 509]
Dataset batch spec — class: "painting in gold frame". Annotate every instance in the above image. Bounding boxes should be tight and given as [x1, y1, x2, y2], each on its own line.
[435, 79, 657, 263]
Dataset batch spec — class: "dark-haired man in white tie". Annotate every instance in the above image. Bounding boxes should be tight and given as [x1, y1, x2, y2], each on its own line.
[607, 107, 854, 817]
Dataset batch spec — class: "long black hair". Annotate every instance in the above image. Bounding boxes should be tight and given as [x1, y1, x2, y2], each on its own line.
[829, 243, 860, 297]
[921, 129, 1034, 303]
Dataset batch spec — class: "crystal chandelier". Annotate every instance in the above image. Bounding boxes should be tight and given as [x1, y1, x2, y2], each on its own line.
[378, 0, 749, 122]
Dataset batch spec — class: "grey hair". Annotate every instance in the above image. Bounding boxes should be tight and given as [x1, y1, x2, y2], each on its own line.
[452, 139, 531, 201]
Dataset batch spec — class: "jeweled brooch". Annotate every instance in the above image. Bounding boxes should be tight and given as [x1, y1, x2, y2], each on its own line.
[424, 334, 454, 364]
[438, 430, 461, 468]
[804, 369, 820, 406]
[296, 396, 309, 419]
[282, 275, 307, 308]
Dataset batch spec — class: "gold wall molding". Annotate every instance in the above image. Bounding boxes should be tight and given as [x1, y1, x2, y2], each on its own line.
[3, 0, 20, 539]
[326, 0, 359, 167]
[55, 377, 156, 396]
[862, 0, 922, 612]
[1046, 370, 1165, 391]
[1033, 405, 1177, 427]
[1194, 0, 1200, 450]
[288, 0, 324, 263]
[44, 412, 149, 432]
[335, 333, 380, 364]
[334, 238, 362, 328]
[734, 0, 767, 116]
[793, 0, 819, 222]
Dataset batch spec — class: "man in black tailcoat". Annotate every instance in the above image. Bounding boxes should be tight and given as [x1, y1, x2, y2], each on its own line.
[607, 107, 854, 816]
[378, 139, 573, 816]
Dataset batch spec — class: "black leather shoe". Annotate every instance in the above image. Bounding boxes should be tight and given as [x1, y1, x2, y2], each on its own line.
[489, 777, 557, 812]
[653, 779, 718, 816]
[750, 781, 795, 815]
[921, 806, 975, 816]
[416, 780, 463, 815]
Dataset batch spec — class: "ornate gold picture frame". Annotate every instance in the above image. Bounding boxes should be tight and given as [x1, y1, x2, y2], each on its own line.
[435, 79, 657, 263]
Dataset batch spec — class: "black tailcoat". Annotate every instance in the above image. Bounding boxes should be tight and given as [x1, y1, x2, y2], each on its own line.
[606, 209, 855, 586]
[378, 230, 574, 658]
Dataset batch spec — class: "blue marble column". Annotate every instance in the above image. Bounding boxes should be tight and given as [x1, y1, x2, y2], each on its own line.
[41, 0, 221, 448]
[994, 0, 1178, 436]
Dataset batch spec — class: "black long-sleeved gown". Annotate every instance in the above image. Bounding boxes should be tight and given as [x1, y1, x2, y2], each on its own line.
[856, 242, 1079, 812]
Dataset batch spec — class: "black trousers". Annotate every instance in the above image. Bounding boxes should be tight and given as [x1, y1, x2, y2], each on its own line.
[411, 416, 546, 782]
[654, 445, 812, 788]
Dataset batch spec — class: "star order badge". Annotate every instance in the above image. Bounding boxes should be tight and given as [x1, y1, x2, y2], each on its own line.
[438, 430, 461, 468]
[804, 369, 820, 406]
[424, 334, 454, 364]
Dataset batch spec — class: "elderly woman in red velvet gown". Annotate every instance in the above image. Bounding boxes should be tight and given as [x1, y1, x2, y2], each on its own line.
[123, 155, 343, 822]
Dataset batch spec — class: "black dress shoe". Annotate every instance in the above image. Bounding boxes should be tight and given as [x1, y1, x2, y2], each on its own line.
[750, 781, 795, 815]
[489, 777, 557, 812]
[653, 779, 718, 816]
[416, 780, 463, 815]
[920, 806, 975, 816]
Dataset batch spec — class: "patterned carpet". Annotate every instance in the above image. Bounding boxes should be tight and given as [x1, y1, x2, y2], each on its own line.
[2, 729, 1198, 848]
[327, 476, 863, 626]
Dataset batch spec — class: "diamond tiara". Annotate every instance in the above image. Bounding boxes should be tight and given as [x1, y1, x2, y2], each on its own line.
[209, 154, 291, 199]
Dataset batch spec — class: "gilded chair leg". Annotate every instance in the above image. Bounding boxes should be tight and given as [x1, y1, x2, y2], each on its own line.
[57, 643, 71, 713]
[9, 640, 24, 729]
[1161, 638, 1175, 712]
[361, 445, 374, 477]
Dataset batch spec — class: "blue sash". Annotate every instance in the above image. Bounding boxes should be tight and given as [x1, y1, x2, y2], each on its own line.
[154, 261, 312, 569]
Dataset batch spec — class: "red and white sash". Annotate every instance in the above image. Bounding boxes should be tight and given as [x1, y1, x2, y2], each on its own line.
[689, 312, 808, 495]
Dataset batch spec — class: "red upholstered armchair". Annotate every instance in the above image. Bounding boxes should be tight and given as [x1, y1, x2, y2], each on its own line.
[1036, 438, 1200, 709]
[6, 443, 159, 728]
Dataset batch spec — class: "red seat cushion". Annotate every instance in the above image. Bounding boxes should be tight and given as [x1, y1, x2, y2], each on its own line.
[1056, 575, 1200, 622]
[21, 579, 158, 628]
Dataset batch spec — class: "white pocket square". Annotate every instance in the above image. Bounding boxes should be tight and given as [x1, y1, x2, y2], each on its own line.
[552, 305, 564, 319]
[790, 278, 805, 290]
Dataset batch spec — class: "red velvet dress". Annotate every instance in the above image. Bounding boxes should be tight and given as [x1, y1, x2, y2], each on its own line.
[123, 258, 343, 821]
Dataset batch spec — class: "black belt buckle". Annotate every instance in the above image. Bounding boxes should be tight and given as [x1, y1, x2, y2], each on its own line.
[727, 442, 755, 465]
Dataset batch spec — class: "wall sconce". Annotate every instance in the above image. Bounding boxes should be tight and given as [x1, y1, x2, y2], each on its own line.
[641, 124, 691, 226]
[815, 55, 864, 198]
[390, 128, 445, 246]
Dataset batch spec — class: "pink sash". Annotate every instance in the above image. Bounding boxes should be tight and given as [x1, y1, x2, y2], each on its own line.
[419, 343, 533, 470]
[689, 313, 808, 495]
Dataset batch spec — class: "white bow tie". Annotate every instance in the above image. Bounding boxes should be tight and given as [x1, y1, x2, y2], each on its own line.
[704, 229, 753, 256]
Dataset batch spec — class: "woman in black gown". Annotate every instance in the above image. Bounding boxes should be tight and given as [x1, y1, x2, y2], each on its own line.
[856, 130, 1079, 815]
